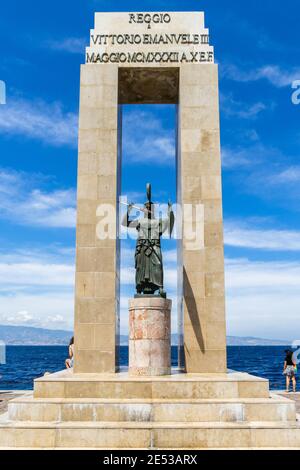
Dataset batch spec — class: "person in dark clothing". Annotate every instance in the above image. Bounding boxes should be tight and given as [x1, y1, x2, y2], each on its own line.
[65, 336, 74, 369]
[283, 349, 296, 392]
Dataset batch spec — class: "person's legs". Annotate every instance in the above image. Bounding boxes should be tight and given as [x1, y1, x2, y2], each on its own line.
[286, 375, 290, 392]
[292, 376, 296, 392]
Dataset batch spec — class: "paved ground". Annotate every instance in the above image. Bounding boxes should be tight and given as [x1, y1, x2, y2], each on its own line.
[0, 391, 30, 414]
[277, 392, 300, 413]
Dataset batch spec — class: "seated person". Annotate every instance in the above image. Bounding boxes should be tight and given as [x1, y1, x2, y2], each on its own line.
[65, 336, 74, 369]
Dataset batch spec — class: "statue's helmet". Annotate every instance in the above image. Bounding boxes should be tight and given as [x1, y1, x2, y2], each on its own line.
[144, 183, 154, 215]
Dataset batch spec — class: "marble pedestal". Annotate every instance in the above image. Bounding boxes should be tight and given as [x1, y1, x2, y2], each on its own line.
[129, 297, 171, 376]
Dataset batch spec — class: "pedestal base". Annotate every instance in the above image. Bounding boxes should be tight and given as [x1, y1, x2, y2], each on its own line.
[129, 297, 171, 376]
[2, 370, 300, 449]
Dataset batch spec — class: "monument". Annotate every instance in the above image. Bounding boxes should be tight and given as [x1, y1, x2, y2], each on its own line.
[73, 10, 226, 375]
[1, 11, 300, 449]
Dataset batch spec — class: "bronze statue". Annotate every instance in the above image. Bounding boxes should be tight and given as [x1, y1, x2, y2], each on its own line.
[122, 184, 174, 297]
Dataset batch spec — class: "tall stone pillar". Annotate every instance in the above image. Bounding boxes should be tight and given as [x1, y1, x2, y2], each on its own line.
[74, 64, 120, 373]
[179, 64, 227, 373]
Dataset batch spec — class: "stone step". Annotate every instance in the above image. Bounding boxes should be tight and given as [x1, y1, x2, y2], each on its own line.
[1, 420, 300, 448]
[8, 395, 296, 423]
[33, 370, 270, 399]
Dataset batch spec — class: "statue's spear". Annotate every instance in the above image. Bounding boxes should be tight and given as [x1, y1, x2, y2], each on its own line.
[120, 201, 150, 214]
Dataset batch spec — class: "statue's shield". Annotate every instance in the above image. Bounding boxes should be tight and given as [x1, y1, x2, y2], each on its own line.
[169, 209, 175, 238]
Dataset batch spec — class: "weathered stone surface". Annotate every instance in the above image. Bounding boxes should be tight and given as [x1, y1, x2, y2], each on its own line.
[129, 298, 171, 376]
[2, 371, 300, 449]
[31, 369, 269, 400]
[179, 64, 226, 373]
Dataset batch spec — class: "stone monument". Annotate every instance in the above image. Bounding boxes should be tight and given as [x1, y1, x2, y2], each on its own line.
[73, 11, 226, 375]
[1, 11, 300, 449]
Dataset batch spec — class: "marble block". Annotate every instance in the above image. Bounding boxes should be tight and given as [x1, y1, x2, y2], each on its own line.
[129, 297, 171, 376]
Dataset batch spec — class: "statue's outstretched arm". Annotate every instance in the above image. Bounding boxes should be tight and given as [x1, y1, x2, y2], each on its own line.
[121, 204, 139, 228]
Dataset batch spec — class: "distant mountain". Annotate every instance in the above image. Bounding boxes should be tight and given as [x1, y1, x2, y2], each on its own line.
[0, 325, 290, 346]
[120, 334, 289, 346]
[226, 336, 289, 346]
[0, 325, 72, 345]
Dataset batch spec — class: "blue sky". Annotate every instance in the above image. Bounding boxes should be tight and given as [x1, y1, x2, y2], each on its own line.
[0, 0, 300, 340]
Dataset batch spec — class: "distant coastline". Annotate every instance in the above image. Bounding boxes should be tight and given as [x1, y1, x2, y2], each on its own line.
[0, 324, 290, 346]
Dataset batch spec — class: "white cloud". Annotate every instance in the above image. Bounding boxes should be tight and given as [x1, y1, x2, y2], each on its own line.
[0, 262, 74, 289]
[220, 142, 300, 209]
[222, 63, 300, 88]
[45, 37, 86, 54]
[123, 109, 175, 165]
[0, 169, 76, 228]
[14, 311, 33, 322]
[163, 249, 177, 263]
[225, 221, 300, 251]
[222, 147, 253, 169]
[0, 246, 74, 293]
[220, 93, 267, 119]
[120, 266, 135, 284]
[271, 166, 300, 184]
[225, 258, 300, 290]
[242, 164, 300, 209]
[257, 66, 300, 88]
[0, 98, 78, 146]
[0, 246, 75, 265]
[226, 292, 300, 341]
[225, 257, 300, 340]
[0, 292, 73, 330]
[221, 142, 285, 171]
[0, 246, 75, 329]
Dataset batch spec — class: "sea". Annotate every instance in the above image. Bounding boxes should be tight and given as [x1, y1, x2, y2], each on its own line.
[0, 345, 293, 391]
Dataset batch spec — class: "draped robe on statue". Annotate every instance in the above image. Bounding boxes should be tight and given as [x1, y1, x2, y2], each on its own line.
[132, 218, 169, 293]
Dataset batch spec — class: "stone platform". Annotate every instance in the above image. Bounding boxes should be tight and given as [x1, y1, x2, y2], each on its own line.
[1, 369, 300, 449]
